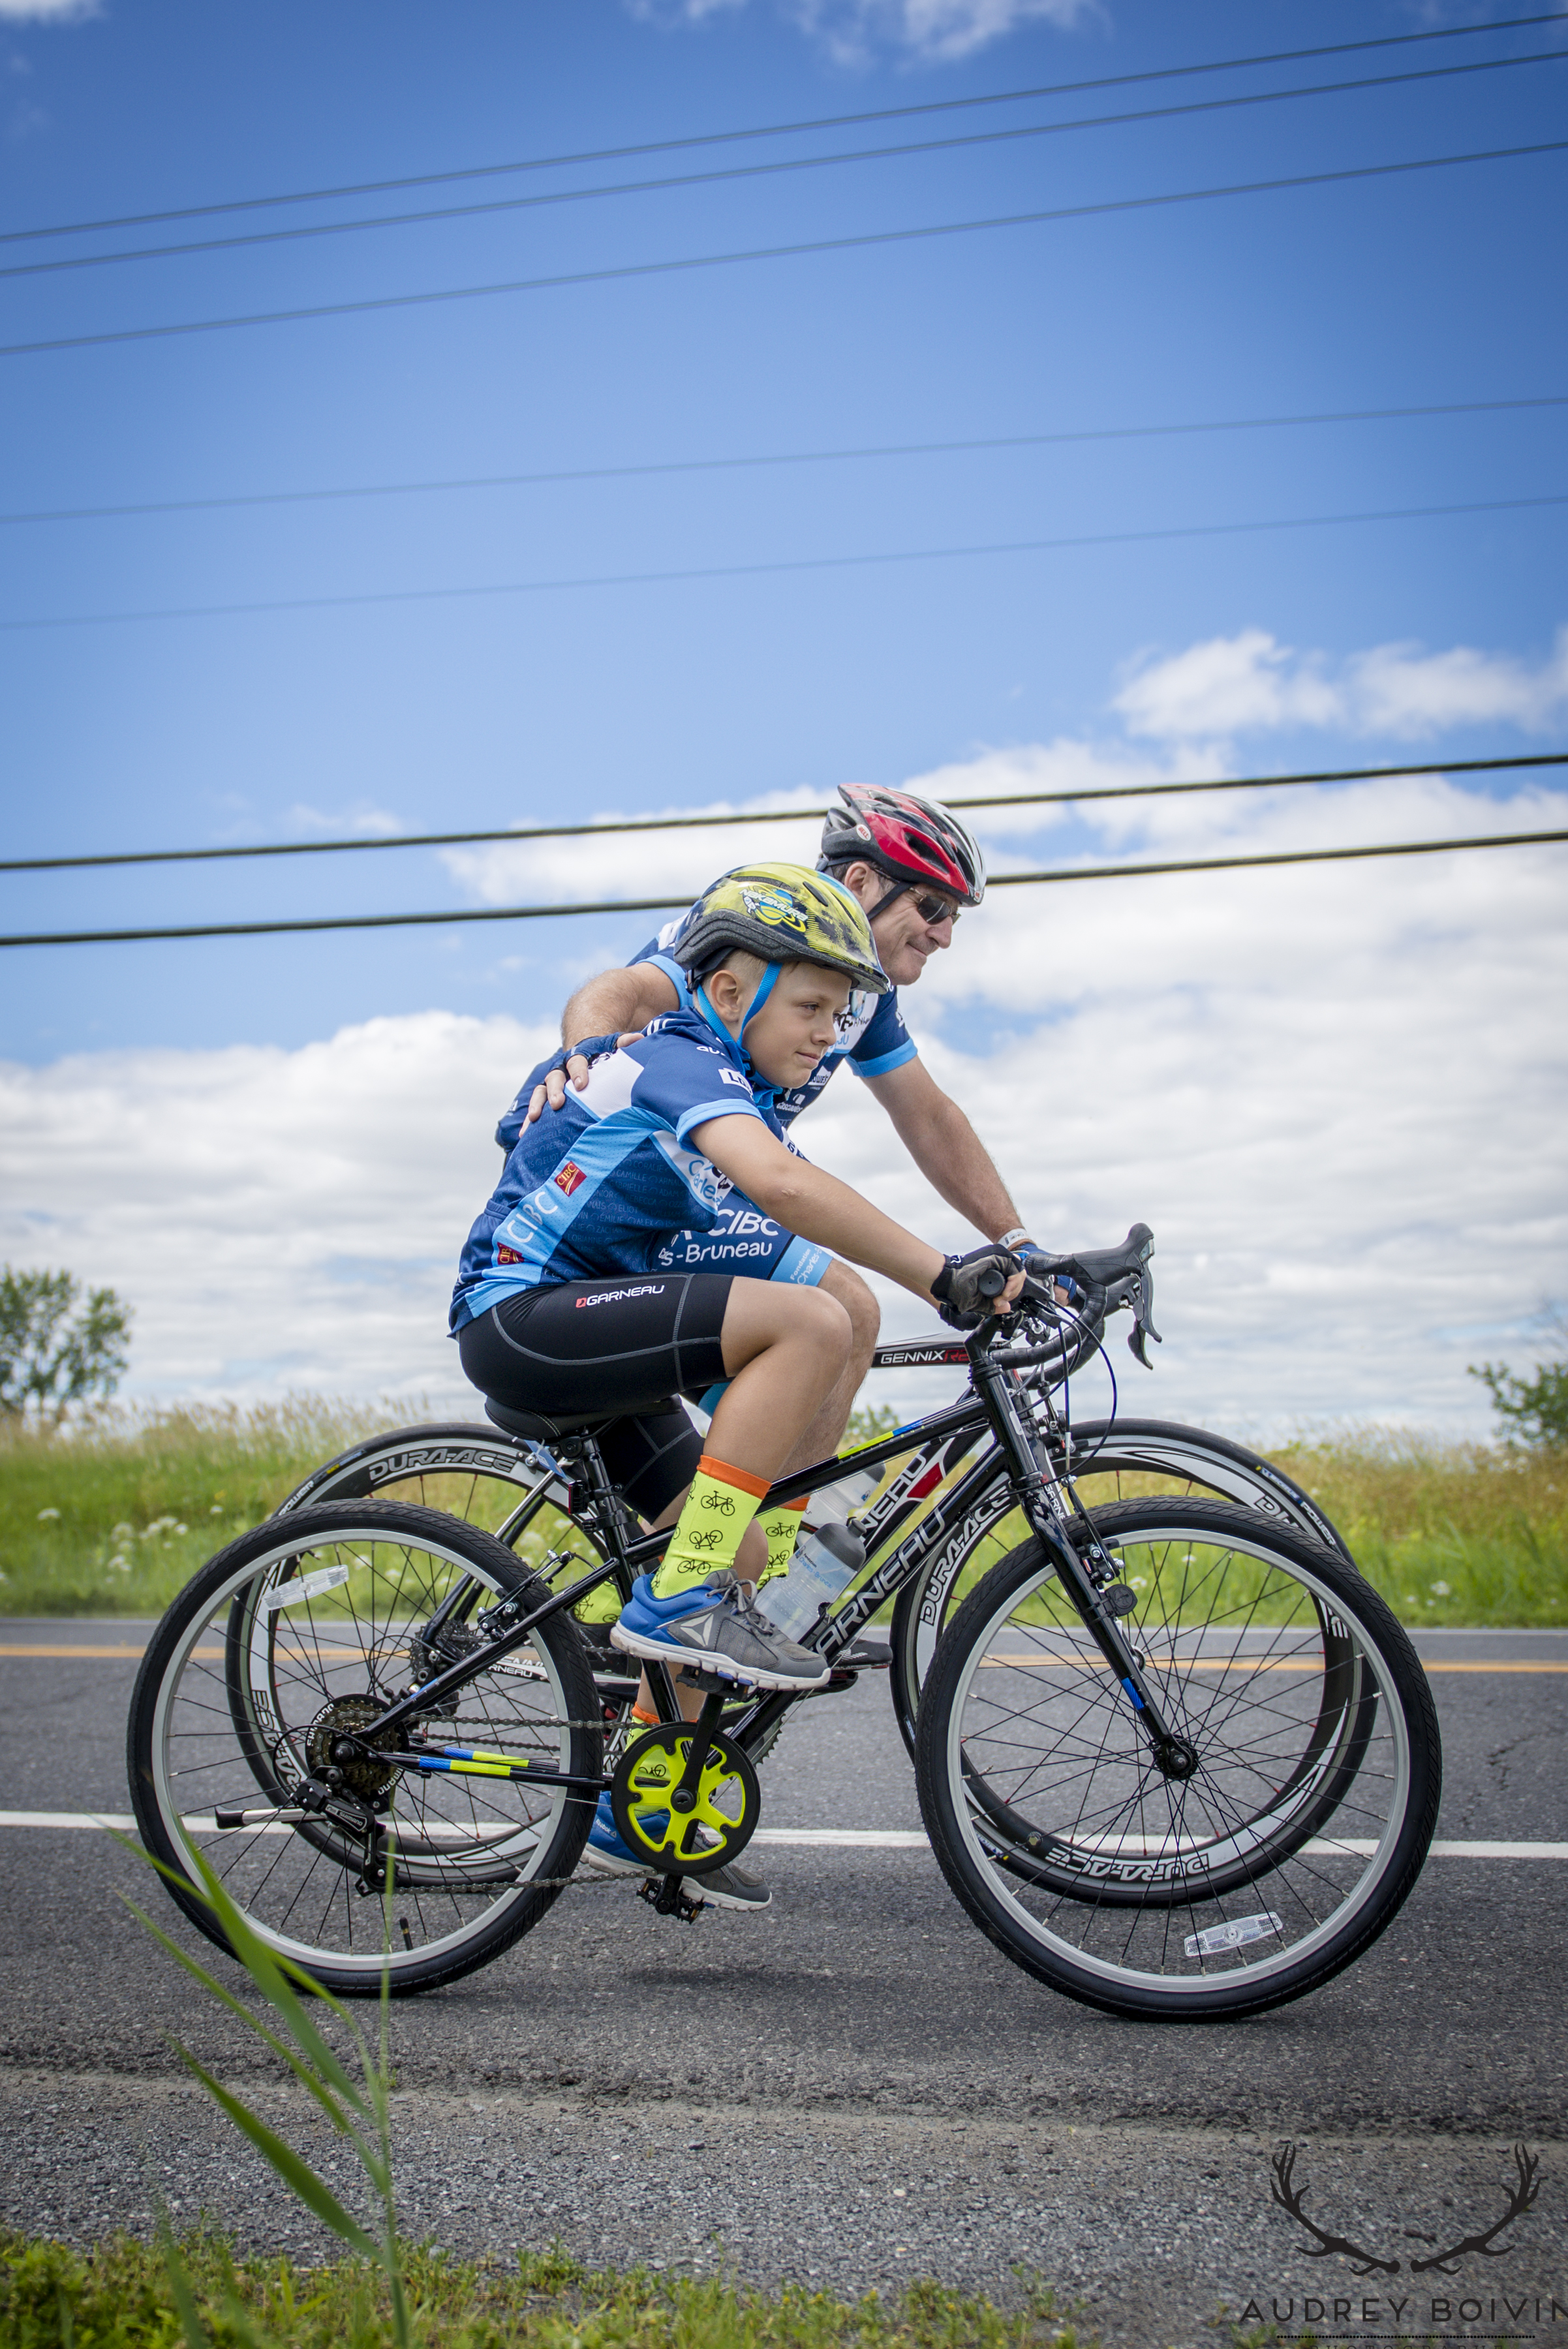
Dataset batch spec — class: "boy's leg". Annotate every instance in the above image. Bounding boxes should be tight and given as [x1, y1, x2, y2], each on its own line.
[611, 1280, 853, 1691]
[776, 1259, 880, 1474]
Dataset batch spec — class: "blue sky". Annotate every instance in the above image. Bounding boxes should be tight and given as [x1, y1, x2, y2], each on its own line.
[2, 0, 1565, 1426]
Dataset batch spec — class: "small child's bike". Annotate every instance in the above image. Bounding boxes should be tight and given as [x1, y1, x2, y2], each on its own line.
[127, 1227, 1441, 2021]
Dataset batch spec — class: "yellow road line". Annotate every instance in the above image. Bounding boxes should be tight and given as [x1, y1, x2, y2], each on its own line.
[981, 1653, 1568, 1673]
[0, 1642, 400, 1661]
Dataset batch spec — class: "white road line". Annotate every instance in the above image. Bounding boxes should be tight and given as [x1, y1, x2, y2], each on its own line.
[1, 1811, 1564, 1859]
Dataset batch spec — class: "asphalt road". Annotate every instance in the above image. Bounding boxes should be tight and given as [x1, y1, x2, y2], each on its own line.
[3, 1618, 1565, 2348]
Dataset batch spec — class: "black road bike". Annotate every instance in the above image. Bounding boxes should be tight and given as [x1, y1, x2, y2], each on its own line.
[261, 1257, 1357, 1764]
[128, 1228, 1441, 2021]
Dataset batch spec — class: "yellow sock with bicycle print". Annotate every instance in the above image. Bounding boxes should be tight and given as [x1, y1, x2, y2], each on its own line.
[758, 1496, 808, 1585]
[651, 1453, 772, 1595]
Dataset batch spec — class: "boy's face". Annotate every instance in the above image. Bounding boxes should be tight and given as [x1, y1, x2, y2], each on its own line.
[741, 961, 853, 1089]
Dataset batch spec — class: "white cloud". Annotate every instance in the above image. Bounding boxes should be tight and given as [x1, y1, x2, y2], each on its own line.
[439, 786, 827, 912]
[1116, 625, 1568, 745]
[287, 803, 405, 838]
[5, 765, 1565, 1438]
[0, 0, 96, 19]
[624, 0, 1090, 59]
[786, 0, 1092, 61]
[0, 1013, 552, 1411]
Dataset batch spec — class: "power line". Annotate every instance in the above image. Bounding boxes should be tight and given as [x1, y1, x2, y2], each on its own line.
[3, 829, 1563, 950]
[5, 754, 1563, 878]
[5, 489, 1564, 631]
[7, 9, 1558, 250]
[4, 392, 1565, 532]
[5, 136, 1563, 363]
[7, 50, 1560, 285]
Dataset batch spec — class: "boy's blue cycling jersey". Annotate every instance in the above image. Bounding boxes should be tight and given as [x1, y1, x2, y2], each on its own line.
[491, 887, 917, 1159]
[452, 1007, 805, 1330]
[632, 907, 916, 1128]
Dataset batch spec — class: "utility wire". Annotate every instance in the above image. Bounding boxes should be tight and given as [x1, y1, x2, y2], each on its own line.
[5, 136, 1564, 363]
[5, 489, 1564, 630]
[5, 8, 1558, 249]
[4, 392, 1565, 532]
[7, 50, 1559, 284]
[5, 754, 1563, 878]
[3, 829, 1563, 950]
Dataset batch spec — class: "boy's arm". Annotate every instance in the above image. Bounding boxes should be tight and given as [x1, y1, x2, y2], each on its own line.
[524, 962, 683, 1125]
[690, 1114, 949, 1306]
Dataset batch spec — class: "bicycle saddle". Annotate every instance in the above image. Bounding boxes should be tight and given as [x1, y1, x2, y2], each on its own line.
[483, 1398, 626, 1443]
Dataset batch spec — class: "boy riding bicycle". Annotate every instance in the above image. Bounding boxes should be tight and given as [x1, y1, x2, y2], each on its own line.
[450, 863, 1023, 1905]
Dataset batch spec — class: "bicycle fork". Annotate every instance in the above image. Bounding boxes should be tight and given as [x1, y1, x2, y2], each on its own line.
[974, 1347, 1200, 1782]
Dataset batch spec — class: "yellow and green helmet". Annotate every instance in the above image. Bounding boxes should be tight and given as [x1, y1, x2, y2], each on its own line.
[675, 862, 889, 995]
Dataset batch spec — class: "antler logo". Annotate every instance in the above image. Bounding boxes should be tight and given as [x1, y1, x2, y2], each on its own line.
[1270, 2143, 1543, 2276]
[1271, 2146, 1398, 2277]
[1409, 2148, 1543, 2276]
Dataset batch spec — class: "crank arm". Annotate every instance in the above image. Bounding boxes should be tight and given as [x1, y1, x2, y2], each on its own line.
[212, 1805, 308, 1830]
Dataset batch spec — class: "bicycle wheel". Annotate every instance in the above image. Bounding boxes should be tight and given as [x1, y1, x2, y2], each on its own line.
[915, 1498, 1440, 2020]
[127, 1500, 603, 1998]
[885, 1418, 1353, 1757]
[278, 1422, 626, 1605]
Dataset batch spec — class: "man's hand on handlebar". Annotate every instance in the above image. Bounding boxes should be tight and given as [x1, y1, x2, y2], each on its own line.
[524, 1034, 641, 1126]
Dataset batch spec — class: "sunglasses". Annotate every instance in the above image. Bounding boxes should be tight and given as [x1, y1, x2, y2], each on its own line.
[908, 890, 960, 927]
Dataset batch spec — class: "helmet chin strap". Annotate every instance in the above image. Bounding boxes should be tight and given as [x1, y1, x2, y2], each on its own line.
[695, 960, 782, 1063]
[867, 880, 908, 921]
[741, 961, 781, 1033]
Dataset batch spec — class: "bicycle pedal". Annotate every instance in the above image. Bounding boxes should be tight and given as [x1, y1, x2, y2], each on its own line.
[638, 1875, 706, 1924]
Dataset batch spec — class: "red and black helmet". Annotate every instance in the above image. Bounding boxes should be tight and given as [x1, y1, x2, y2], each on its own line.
[818, 783, 986, 910]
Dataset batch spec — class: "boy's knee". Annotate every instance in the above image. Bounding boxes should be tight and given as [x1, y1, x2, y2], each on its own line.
[821, 1262, 880, 1359]
[796, 1283, 854, 1363]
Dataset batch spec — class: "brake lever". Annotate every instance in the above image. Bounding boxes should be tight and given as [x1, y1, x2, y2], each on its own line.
[1107, 1264, 1162, 1368]
[1022, 1235, 1162, 1368]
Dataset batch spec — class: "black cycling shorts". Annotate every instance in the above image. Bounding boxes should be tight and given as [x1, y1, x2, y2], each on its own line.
[456, 1273, 734, 1519]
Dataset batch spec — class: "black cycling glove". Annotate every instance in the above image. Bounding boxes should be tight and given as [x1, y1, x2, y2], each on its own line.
[930, 1244, 1022, 1327]
[549, 1034, 622, 1075]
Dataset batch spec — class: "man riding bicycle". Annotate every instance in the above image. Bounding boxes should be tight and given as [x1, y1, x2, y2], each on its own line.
[506, 784, 1038, 1483]
[452, 864, 1024, 1910]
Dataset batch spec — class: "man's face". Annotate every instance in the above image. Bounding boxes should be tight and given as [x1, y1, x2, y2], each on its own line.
[837, 861, 961, 987]
[742, 962, 855, 1089]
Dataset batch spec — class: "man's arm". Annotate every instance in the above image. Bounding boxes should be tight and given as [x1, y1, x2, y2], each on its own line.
[690, 1114, 1027, 1313]
[861, 1056, 1027, 1243]
[523, 960, 682, 1124]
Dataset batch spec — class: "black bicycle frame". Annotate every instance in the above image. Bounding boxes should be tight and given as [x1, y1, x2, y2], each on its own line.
[357, 1316, 1186, 1776]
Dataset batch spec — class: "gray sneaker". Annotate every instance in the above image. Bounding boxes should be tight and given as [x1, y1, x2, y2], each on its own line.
[687, 1856, 771, 1911]
[610, 1571, 829, 1692]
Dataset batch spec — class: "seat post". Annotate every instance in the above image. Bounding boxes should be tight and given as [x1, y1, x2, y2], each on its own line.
[568, 1430, 639, 1561]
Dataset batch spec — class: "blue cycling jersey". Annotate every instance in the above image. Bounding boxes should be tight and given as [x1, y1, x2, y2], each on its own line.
[633, 900, 917, 1129]
[453, 1006, 815, 1330]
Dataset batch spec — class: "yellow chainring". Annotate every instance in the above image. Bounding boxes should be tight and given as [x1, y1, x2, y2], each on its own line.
[609, 1721, 760, 1877]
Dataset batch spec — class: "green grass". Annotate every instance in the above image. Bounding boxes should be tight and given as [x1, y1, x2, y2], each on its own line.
[2, 1400, 1563, 1628]
[0, 2230, 1090, 2349]
[1073, 1430, 1568, 1629]
[1271, 1429, 1567, 1628]
[0, 1400, 408, 1618]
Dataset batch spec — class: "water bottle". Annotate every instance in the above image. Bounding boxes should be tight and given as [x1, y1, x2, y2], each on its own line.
[762, 1464, 878, 1641]
[762, 1520, 865, 1642]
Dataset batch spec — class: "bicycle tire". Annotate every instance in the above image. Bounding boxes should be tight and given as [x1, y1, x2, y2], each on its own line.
[885, 1417, 1353, 1758]
[127, 1499, 603, 1998]
[914, 1497, 1440, 2021]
